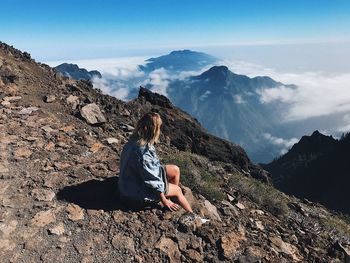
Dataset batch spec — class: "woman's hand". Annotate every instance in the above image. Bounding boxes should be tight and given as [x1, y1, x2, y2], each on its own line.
[160, 193, 180, 211]
[161, 198, 180, 211]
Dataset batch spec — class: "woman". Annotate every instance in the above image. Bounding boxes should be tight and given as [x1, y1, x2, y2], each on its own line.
[118, 112, 193, 212]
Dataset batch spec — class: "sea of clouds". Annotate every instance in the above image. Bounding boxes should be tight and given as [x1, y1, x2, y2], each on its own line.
[46, 54, 350, 155]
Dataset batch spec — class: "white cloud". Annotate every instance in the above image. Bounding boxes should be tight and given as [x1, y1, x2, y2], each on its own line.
[263, 133, 299, 154]
[233, 94, 246, 104]
[223, 60, 350, 122]
[92, 76, 130, 101]
[145, 68, 170, 96]
[199, 90, 211, 101]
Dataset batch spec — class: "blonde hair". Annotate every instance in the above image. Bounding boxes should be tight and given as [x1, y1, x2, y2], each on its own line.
[131, 112, 162, 146]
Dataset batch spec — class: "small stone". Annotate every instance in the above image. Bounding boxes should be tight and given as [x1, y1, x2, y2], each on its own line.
[255, 221, 264, 231]
[235, 202, 245, 210]
[80, 103, 106, 124]
[1, 101, 11, 107]
[18, 106, 38, 115]
[90, 142, 105, 153]
[31, 210, 56, 227]
[45, 142, 55, 151]
[44, 95, 56, 103]
[227, 193, 235, 202]
[106, 137, 119, 145]
[48, 222, 65, 235]
[14, 147, 32, 158]
[54, 162, 71, 170]
[3, 96, 22, 102]
[186, 249, 203, 262]
[31, 188, 55, 202]
[66, 203, 84, 221]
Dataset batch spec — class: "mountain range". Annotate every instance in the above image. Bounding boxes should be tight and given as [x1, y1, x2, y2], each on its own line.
[1, 41, 350, 262]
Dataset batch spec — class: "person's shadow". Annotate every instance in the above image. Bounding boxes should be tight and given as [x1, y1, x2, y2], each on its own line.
[57, 177, 161, 212]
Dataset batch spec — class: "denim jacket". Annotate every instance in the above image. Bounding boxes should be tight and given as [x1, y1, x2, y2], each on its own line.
[118, 139, 165, 202]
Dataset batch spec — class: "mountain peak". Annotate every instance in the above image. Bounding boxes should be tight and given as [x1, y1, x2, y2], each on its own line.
[139, 50, 219, 73]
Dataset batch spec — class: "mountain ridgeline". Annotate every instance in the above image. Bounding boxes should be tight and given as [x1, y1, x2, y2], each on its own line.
[139, 49, 219, 73]
[263, 130, 350, 215]
[54, 63, 102, 81]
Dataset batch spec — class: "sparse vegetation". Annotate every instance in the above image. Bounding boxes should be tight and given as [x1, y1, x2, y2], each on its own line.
[227, 172, 290, 216]
[161, 152, 225, 201]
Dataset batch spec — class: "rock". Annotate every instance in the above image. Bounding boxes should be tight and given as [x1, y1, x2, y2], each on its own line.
[269, 236, 301, 261]
[18, 106, 38, 115]
[80, 103, 106, 124]
[66, 204, 84, 221]
[44, 95, 56, 103]
[48, 222, 65, 235]
[31, 210, 56, 227]
[156, 237, 181, 263]
[219, 231, 246, 259]
[0, 238, 15, 251]
[3, 96, 22, 102]
[54, 162, 71, 171]
[1, 100, 11, 107]
[106, 137, 119, 145]
[31, 189, 55, 202]
[203, 200, 221, 221]
[227, 193, 235, 202]
[14, 147, 32, 158]
[111, 233, 135, 253]
[66, 95, 79, 109]
[235, 202, 245, 210]
[255, 221, 264, 231]
[178, 212, 203, 232]
[90, 142, 105, 153]
[185, 249, 203, 262]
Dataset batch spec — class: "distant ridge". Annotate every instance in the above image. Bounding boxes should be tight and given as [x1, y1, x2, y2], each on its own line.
[54, 63, 102, 81]
[138, 49, 219, 72]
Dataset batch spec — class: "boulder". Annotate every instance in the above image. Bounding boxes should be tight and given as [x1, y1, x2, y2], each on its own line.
[80, 103, 106, 124]
[156, 237, 181, 263]
[202, 200, 221, 221]
[66, 95, 79, 109]
[31, 189, 55, 202]
[66, 204, 84, 221]
[31, 210, 56, 227]
[44, 95, 56, 103]
[219, 231, 246, 259]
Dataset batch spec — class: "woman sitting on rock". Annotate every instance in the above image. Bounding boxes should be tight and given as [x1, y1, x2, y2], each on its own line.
[118, 111, 193, 212]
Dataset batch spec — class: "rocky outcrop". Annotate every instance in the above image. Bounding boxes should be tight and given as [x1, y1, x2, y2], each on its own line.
[0, 41, 350, 263]
[264, 130, 350, 214]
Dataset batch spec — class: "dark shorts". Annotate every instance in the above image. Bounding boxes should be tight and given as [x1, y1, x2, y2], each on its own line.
[161, 165, 169, 195]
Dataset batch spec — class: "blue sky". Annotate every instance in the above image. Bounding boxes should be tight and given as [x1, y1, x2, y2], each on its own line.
[1, 0, 350, 62]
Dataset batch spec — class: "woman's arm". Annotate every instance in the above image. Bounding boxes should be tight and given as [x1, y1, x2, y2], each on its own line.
[160, 193, 180, 211]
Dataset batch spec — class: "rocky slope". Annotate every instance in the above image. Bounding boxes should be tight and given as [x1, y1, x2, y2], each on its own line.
[1, 41, 350, 263]
[263, 130, 350, 215]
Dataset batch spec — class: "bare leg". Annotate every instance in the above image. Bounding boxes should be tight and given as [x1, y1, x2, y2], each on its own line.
[166, 183, 192, 212]
[165, 164, 180, 186]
